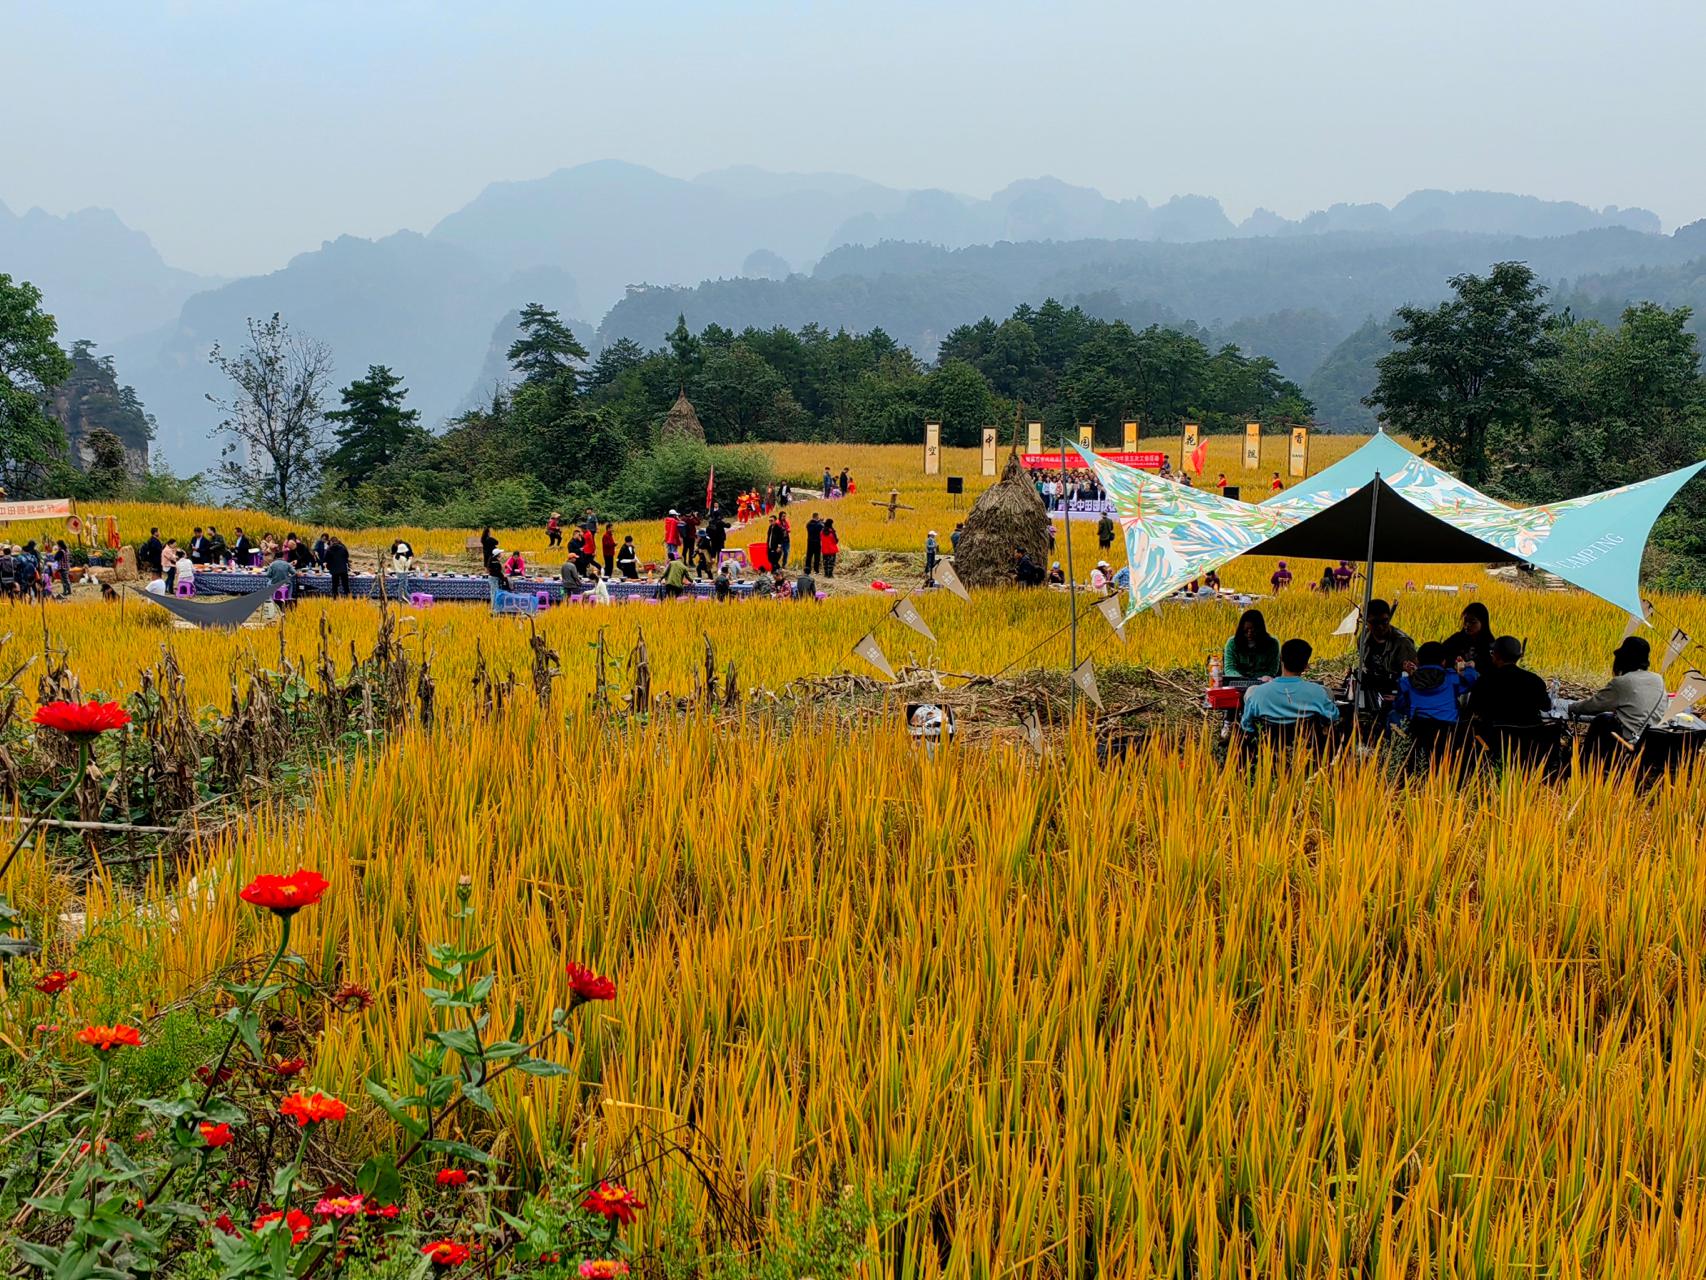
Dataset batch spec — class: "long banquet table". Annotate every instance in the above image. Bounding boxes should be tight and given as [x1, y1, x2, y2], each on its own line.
[190, 569, 751, 604]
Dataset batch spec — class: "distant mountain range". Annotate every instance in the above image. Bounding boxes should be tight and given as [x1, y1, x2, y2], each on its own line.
[0, 163, 1693, 470]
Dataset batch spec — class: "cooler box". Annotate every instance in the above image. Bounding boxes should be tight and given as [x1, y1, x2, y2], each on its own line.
[1205, 686, 1243, 710]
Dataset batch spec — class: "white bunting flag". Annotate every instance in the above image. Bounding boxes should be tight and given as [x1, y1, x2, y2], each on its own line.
[1622, 599, 1654, 641]
[1332, 606, 1361, 637]
[1662, 627, 1690, 673]
[1668, 669, 1706, 722]
[891, 597, 936, 643]
[1096, 593, 1127, 640]
[934, 559, 970, 603]
[1071, 657, 1103, 710]
[1022, 710, 1045, 755]
[852, 633, 895, 680]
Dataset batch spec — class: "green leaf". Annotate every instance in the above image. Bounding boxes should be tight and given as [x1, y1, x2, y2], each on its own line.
[271, 1161, 299, 1202]
[363, 1079, 426, 1139]
[460, 1082, 496, 1113]
[355, 1154, 402, 1205]
[482, 1041, 526, 1060]
[420, 1138, 492, 1166]
[510, 1057, 573, 1077]
[427, 1027, 481, 1057]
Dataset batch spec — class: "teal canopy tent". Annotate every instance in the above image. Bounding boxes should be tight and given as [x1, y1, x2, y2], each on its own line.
[1079, 434, 1705, 620]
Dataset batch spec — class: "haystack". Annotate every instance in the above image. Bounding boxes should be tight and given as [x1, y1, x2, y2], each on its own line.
[659, 388, 707, 443]
[953, 452, 1051, 588]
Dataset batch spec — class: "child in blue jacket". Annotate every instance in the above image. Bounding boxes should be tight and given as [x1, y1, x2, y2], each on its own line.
[1396, 641, 1479, 724]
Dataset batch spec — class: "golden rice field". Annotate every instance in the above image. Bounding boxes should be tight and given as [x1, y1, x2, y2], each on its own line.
[23, 713, 1706, 1278]
[9, 435, 1706, 1276]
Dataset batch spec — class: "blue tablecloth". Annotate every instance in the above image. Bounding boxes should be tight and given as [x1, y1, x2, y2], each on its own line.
[190, 570, 750, 604]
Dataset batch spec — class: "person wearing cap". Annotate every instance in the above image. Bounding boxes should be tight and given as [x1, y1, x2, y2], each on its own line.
[1468, 635, 1550, 727]
[1569, 636, 1668, 746]
[924, 530, 939, 584]
[663, 510, 681, 560]
[1357, 598, 1418, 699]
[1090, 561, 1111, 591]
[1270, 561, 1293, 591]
[1047, 561, 1066, 585]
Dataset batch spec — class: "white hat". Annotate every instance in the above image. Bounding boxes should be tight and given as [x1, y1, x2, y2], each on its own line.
[929, 530, 937, 537]
[668, 509, 678, 516]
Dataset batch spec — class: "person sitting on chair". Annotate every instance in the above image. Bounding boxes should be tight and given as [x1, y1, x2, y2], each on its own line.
[1441, 601, 1494, 670]
[1395, 641, 1478, 726]
[1357, 598, 1418, 699]
[1569, 636, 1668, 750]
[1467, 635, 1550, 727]
[1239, 638, 1339, 734]
[1223, 608, 1280, 680]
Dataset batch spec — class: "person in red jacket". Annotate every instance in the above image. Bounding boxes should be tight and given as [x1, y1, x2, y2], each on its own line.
[820, 518, 841, 578]
[601, 522, 617, 577]
[663, 510, 680, 560]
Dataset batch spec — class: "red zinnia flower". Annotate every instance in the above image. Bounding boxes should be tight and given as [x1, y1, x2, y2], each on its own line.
[76, 1024, 142, 1052]
[254, 1208, 313, 1244]
[213, 1213, 239, 1237]
[34, 969, 78, 996]
[313, 1193, 365, 1219]
[566, 963, 616, 1006]
[420, 1240, 471, 1268]
[33, 700, 131, 739]
[239, 869, 330, 918]
[199, 1122, 234, 1148]
[270, 1056, 307, 1078]
[279, 1091, 347, 1126]
[435, 1168, 469, 1188]
[580, 1181, 645, 1225]
[78, 1139, 109, 1157]
[364, 1201, 401, 1219]
[580, 1262, 631, 1278]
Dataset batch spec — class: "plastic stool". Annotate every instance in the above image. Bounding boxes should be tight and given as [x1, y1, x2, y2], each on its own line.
[537, 591, 551, 608]
[271, 583, 290, 604]
[175, 578, 195, 597]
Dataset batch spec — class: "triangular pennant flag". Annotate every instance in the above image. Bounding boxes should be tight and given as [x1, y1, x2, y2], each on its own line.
[1622, 599, 1654, 641]
[1662, 627, 1690, 672]
[1668, 669, 1706, 721]
[1332, 606, 1361, 637]
[1071, 657, 1103, 710]
[1095, 593, 1126, 639]
[852, 633, 895, 680]
[934, 560, 970, 603]
[891, 597, 936, 643]
[1022, 710, 1044, 755]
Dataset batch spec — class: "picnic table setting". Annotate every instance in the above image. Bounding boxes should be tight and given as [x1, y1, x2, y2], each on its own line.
[188, 566, 759, 606]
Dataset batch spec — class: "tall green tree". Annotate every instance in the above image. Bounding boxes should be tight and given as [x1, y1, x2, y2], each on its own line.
[0, 274, 73, 495]
[507, 303, 587, 386]
[1366, 262, 1552, 486]
[326, 365, 423, 489]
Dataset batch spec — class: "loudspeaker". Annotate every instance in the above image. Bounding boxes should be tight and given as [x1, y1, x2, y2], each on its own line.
[1223, 485, 1241, 501]
[946, 476, 964, 494]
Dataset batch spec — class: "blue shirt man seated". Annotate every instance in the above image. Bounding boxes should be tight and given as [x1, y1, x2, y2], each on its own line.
[1239, 638, 1340, 733]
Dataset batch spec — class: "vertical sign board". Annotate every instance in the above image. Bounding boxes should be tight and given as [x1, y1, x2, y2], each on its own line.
[1026, 421, 1043, 455]
[1077, 424, 1095, 451]
[980, 428, 998, 477]
[1182, 422, 1200, 464]
[1288, 426, 1309, 478]
[1243, 421, 1262, 470]
[1122, 420, 1139, 452]
[924, 422, 941, 475]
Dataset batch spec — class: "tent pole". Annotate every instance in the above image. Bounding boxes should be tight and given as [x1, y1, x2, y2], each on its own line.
[1356, 472, 1381, 700]
[1061, 438, 1078, 715]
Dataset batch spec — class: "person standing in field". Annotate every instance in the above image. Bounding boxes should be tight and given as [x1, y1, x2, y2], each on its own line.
[161, 539, 180, 592]
[663, 509, 680, 560]
[925, 530, 938, 583]
[601, 522, 616, 578]
[616, 535, 639, 579]
[51, 540, 71, 598]
[325, 536, 352, 599]
[820, 519, 840, 578]
[765, 516, 784, 571]
[1096, 511, 1115, 555]
[822, 467, 832, 498]
[140, 527, 163, 576]
[662, 554, 689, 600]
[777, 511, 791, 567]
[804, 512, 823, 573]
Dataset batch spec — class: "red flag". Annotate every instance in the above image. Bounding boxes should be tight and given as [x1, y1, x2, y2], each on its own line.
[1189, 439, 1208, 475]
[705, 466, 715, 512]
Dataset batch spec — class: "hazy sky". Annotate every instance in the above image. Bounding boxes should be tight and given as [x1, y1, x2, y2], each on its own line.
[5, 0, 1701, 278]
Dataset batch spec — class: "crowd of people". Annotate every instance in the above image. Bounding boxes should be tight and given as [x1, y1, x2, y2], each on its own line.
[0, 540, 71, 600]
[1228, 598, 1671, 755]
[135, 526, 355, 601]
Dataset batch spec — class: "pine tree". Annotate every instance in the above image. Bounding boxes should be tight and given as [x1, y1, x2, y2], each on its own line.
[326, 364, 421, 489]
[507, 303, 587, 386]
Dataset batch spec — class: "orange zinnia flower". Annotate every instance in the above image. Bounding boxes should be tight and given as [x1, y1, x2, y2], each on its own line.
[199, 1122, 234, 1148]
[279, 1090, 347, 1126]
[76, 1024, 142, 1052]
[239, 869, 330, 917]
[435, 1168, 469, 1187]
